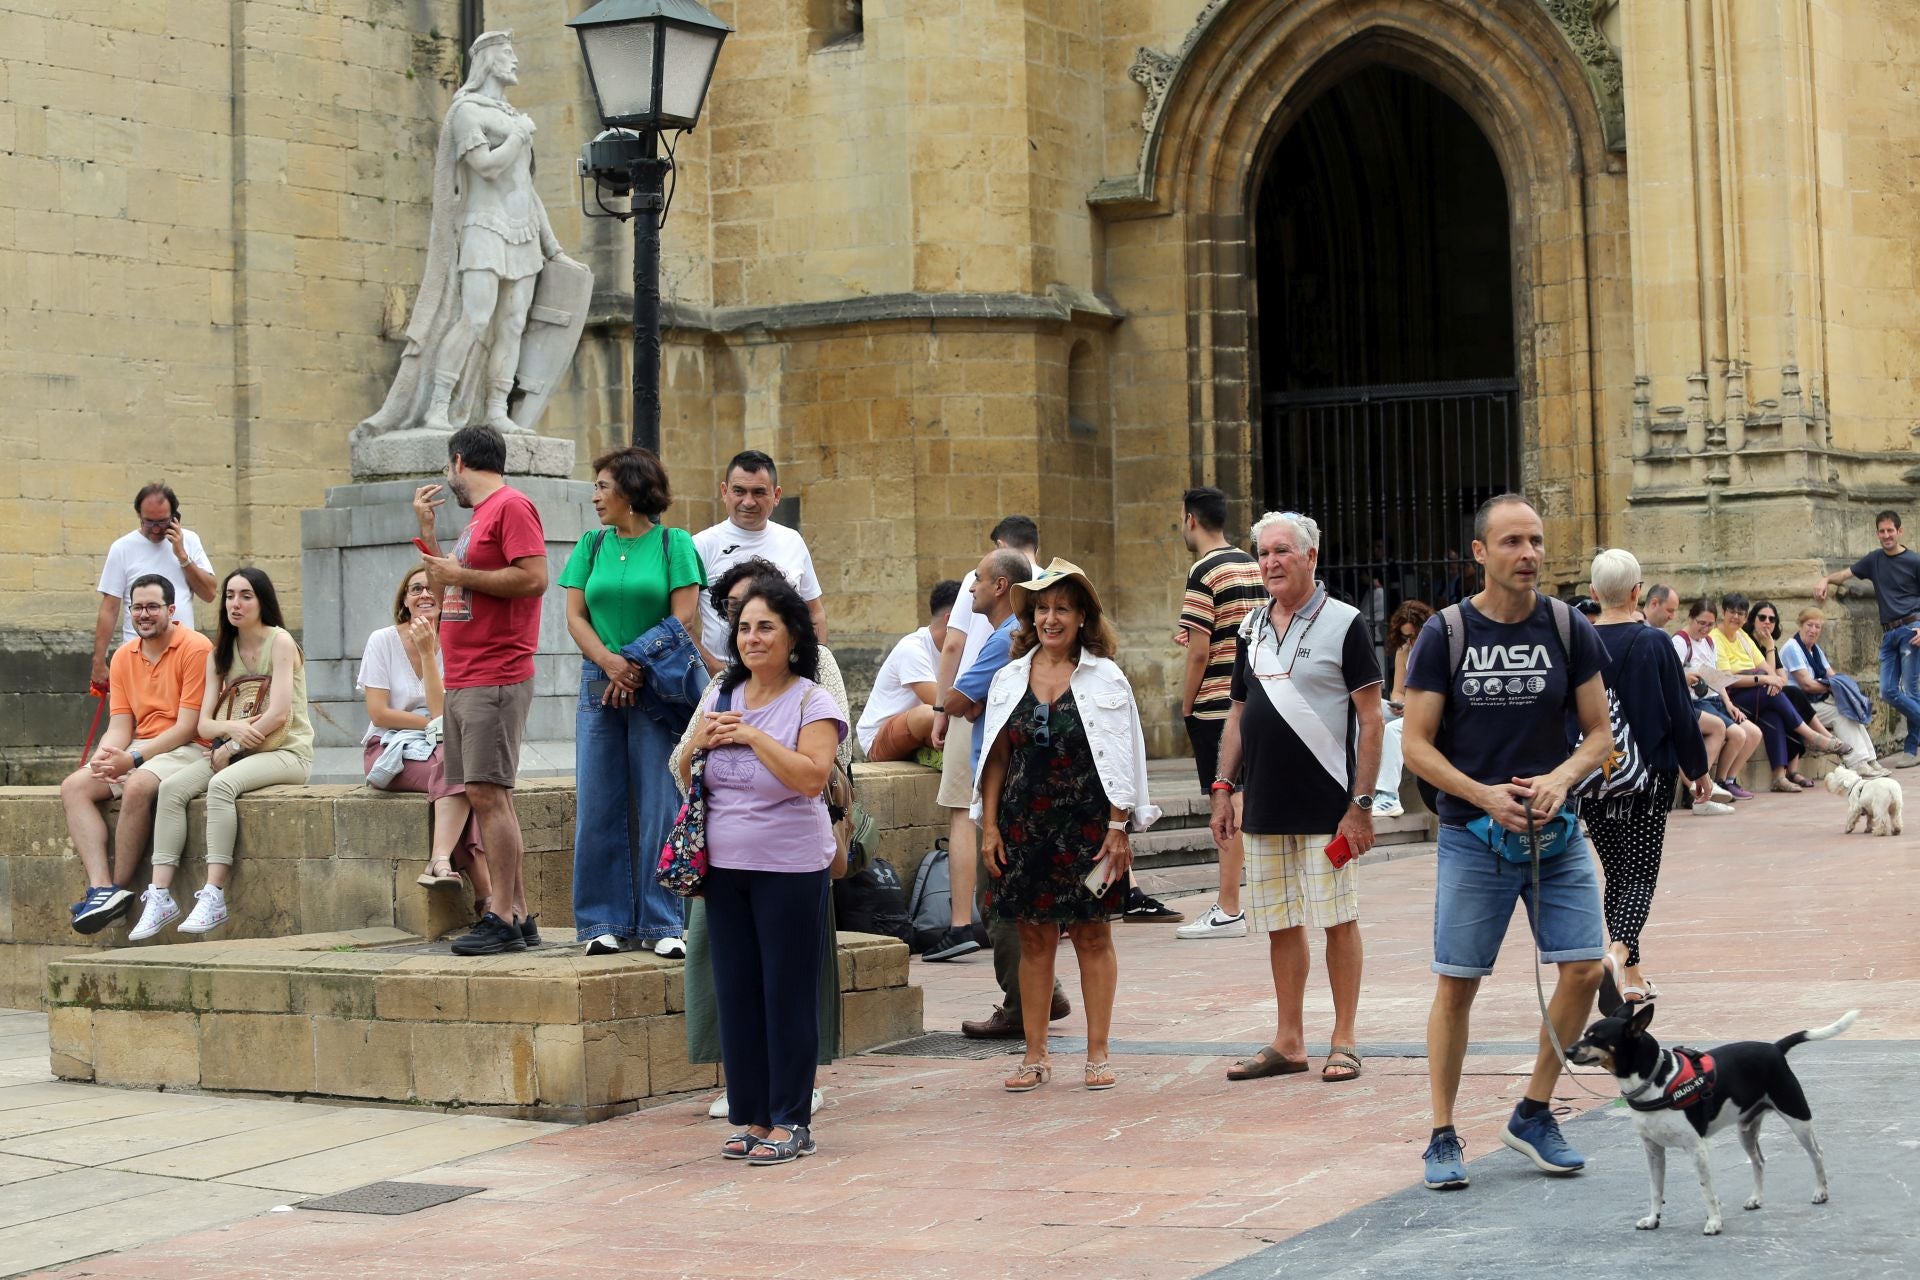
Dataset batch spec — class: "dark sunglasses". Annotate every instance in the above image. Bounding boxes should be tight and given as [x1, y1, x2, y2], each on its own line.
[1029, 701, 1052, 746]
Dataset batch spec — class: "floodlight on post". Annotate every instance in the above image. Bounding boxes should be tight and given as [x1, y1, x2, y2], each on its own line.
[570, 0, 732, 455]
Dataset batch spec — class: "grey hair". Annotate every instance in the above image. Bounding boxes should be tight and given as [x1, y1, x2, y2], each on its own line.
[1588, 548, 1642, 608]
[1249, 510, 1320, 554]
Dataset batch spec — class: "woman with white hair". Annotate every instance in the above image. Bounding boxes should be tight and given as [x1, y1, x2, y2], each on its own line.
[1581, 549, 1716, 1006]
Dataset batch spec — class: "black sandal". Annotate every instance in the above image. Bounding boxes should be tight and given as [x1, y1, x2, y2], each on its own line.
[747, 1125, 816, 1164]
[721, 1131, 763, 1159]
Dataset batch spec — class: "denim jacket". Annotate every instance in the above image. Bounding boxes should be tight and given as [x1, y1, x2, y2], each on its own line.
[619, 614, 710, 729]
[969, 647, 1161, 829]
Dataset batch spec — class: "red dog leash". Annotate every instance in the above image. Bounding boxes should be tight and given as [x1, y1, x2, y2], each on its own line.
[79, 682, 108, 765]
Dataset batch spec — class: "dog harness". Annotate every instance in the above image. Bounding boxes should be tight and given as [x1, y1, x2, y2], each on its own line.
[1625, 1047, 1717, 1112]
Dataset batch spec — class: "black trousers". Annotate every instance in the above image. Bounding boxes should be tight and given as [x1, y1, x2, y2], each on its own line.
[705, 864, 829, 1130]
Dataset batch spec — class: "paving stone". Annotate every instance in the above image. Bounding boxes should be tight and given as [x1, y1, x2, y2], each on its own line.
[215, 1116, 563, 1195]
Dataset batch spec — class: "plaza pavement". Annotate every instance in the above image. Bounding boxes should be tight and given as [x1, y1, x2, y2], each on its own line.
[14, 771, 1919, 1279]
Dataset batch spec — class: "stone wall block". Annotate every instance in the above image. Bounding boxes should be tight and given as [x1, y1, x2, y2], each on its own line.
[534, 1023, 585, 1105]
[330, 790, 429, 860]
[47, 1004, 93, 1080]
[312, 1016, 413, 1101]
[236, 792, 336, 863]
[290, 971, 377, 1020]
[579, 967, 668, 1022]
[646, 1014, 713, 1096]
[295, 859, 396, 934]
[467, 973, 580, 1025]
[200, 1012, 316, 1093]
[191, 966, 293, 1014]
[411, 1020, 538, 1105]
[581, 1019, 651, 1106]
[375, 971, 469, 1022]
[393, 869, 472, 942]
[839, 985, 924, 1055]
[848, 936, 910, 991]
[220, 861, 299, 939]
[92, 1008, 200, 1087]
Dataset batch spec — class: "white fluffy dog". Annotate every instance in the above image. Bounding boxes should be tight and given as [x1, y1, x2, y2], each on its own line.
[1823, 764, 1904, 836]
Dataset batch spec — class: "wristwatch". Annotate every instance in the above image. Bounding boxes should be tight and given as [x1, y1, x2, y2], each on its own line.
[128, 748, 145, 768]
[1350, 793, 1374, 812]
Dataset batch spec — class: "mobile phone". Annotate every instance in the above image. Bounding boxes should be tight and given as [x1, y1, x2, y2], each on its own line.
[412, 537, 436, 556]
[1083, 858, 1116, 896]
[1324, 833, 1354, 869]
[586, 678, 610, 702]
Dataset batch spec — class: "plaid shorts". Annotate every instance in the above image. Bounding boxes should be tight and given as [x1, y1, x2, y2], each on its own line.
[1244, 832, 1359, 932]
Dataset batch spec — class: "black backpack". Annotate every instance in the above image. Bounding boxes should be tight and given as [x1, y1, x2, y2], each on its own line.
[832, 853, 913, 945]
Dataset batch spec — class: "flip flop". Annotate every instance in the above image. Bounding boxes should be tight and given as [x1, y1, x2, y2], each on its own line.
[1004, 1061, 1052, 1092]
[1321, 1047, 1363, 1082]
[1226, 1046, 1309, 1080]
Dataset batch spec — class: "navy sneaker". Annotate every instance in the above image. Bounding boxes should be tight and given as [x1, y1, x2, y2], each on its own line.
[1422, 1131, 1469, 1190]
[1502, 1104, 1585, 1174]
[519, 915, 541, 948]
[451, 911, 529, 956]
[72, 886, 134, 935]
[922, 927, 980, 962]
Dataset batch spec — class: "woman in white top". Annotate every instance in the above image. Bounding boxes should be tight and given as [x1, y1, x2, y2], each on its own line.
[359, 567, 491, 912]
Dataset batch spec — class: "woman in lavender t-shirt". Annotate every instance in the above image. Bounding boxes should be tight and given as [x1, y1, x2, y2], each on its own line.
[675, 576, 846, 1165]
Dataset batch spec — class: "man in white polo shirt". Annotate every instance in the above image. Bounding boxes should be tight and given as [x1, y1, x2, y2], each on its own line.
[91, 483, 216, 691]
[692, 450, 827, 672]
[857, 580, 959, 762]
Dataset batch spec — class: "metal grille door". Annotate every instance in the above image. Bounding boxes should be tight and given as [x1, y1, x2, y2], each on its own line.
[1260, 378, 1519, 622]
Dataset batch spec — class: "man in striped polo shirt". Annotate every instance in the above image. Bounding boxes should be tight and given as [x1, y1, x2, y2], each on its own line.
[1174, 487, 1266, 939]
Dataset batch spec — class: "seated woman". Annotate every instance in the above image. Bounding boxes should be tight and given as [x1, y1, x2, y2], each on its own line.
[1779, 607, 1886, 777]
[976, 559, 1157, 1095]
[1373, 600, 1433, 817]
[134, 569, 314, 939]
[1673, 598, 1761, 800]
[359, 566, 490, 915]
[674, 576, 847, 1164]
[1713, 593, 1844, 793]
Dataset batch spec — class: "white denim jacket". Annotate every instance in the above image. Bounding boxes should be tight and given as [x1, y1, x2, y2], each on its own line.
[969, 647, 1161, 830]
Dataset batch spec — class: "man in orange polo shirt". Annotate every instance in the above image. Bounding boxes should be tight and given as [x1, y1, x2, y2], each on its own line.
[60, 575, 213, 934]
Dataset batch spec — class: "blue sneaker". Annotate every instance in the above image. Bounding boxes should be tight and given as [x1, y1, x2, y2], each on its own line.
[1422, 1131, 1469, 1189]
[72, 886, 134, 935]
[1502, 1104, 1585, 1174]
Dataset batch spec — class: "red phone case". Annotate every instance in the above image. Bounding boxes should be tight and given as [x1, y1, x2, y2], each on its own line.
[1324, 833, 1354, 869]
[412, 538, 436, 556]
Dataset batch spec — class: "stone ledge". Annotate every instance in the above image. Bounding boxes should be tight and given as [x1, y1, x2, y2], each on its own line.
[48, 928, 920, 1123]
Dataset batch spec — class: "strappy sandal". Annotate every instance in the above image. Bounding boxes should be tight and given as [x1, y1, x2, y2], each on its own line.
[1769, 777, 1803, 793]
[1084, 1061, 1116, 1091]
[1321, 1047, 1363, 1082]
[416, 858, 462, 887]
[1788, 772, 1815, 789]
[721, 1131, 763, 1159]
[1004, 1061, 1052, 1092]
[1226, 1046, 1308, 1081]
[747, 1125, 815, 1164]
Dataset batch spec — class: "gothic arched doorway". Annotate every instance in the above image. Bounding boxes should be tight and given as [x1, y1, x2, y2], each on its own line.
[1254, 65, 1516, 613]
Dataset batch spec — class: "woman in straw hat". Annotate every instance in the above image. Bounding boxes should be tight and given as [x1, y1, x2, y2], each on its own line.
[974, 559, 1159, 1093]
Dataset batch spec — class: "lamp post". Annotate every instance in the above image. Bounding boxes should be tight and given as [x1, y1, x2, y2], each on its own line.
[570, 0, 731, 455]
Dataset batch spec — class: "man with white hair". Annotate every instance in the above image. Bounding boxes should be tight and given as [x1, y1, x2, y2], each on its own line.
[1209, 510, 1383, 1085]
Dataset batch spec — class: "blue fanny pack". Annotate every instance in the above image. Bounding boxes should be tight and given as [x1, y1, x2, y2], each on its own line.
[1464, 809, 1580, 864]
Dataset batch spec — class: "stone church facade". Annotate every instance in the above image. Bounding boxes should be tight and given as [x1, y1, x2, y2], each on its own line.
[3, 0, 1915, 769]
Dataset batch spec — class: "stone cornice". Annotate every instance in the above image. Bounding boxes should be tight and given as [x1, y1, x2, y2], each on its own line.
[586, 286, 1125, 336]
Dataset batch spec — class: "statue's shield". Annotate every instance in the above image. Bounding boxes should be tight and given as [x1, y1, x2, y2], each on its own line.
[509, 256, 595, 432]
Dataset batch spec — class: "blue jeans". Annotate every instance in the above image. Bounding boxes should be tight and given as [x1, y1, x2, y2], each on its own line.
[1879, 624, 1920, 754]
[1431, 822, 1605, 978]
[573, 659, 687, 945]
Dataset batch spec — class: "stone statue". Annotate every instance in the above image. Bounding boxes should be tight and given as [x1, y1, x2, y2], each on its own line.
[356, 30, 592, 444]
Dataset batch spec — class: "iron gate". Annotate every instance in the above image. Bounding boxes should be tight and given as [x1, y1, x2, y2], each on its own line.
[1260, 378, 1519, 621]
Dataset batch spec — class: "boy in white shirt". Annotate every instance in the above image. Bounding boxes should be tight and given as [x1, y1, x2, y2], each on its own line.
[692, 451, 826, 671]
[856, 580, 958, 761]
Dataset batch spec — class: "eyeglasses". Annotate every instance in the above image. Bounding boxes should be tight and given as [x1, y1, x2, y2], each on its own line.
[139, 517, 173, 529]
[405, 585, 436, 597]
[1029, 701, 1052, 746]
[128, 603, 169, 614]
[1754, 613, 1778, 624]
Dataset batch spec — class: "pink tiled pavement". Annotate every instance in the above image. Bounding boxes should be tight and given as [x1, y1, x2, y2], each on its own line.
[39, 776, 1917, 1279]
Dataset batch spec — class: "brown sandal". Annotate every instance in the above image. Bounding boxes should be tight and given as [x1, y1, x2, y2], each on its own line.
[1084, 1061, 1116, 1091]
[1004, 1061, 1052, 1092]
[1321, 1047, 1363, 1082]
[1226, 1046, 1309, 1081]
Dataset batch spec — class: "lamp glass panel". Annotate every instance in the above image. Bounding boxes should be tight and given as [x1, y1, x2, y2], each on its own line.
[582, 23, 659, 122]
[659, 25, 723, 124]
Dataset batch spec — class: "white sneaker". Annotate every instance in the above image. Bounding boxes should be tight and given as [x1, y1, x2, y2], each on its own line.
[127, 887, 179, 941]
[707, 1087, 822, 1119]
[178, 886, 228, 934]
[1692, 799, 1736, 816]
[1709, 782, 1735, 803]
[1174, 903, 1247, 939]
[653, 936, 687, 959]
[1890, 752, 1920, 770]
[583, 934, 621, 956]
[1372, 792, 1405, 818]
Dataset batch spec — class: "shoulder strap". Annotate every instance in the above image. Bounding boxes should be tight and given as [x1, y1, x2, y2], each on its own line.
[1543, 594, 1574, 660]
[1440, 604, 1467, 679]
[585, 527, 608, 577]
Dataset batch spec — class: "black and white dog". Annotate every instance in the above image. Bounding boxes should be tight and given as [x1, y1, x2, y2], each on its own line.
[1567, 1002, 1857, 1235]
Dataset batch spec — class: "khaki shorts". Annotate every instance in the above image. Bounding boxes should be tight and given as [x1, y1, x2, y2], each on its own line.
[444, 681, 533, 787]
[867, 708, 930, 763]
[109, 742, 204, 798]
[1245, 832, 1359, 932]
[936, 714, 976, 809]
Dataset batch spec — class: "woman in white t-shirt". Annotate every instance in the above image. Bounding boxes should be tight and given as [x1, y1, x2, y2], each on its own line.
[359, 567, 491, 911]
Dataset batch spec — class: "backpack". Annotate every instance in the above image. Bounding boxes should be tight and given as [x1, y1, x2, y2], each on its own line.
[832, 853, 913, 944]
[906, 840, 984, 953]
[1416, 595, 1642, 810]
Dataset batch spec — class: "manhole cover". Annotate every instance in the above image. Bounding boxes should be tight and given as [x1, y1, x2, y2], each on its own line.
[296, 1181, 484, 1215]
[866, 1032, 1024, 1060]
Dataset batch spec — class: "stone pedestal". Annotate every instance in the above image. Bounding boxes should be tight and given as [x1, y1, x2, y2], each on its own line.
[301, 435, 593, 782]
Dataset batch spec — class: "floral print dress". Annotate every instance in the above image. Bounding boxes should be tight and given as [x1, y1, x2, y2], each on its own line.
[988, 686, 1125, 924]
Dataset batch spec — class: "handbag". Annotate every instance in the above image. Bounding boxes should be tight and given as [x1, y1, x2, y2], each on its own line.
[655, 750, 710, 898]
[213, 673, 289, 755]
[801, 686, 856, 879]
[1571, 628, 1651, 800]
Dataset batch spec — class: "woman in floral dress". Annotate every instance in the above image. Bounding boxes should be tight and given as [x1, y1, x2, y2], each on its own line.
[975, 560, 1158, 1094]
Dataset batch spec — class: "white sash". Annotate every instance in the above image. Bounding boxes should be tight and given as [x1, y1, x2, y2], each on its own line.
[1244, 589, 1350, 791]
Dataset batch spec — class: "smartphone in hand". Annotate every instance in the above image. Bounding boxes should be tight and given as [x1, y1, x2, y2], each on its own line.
[1083, 858, 1117, 896]
[1324, 833, 1354, 869]
[412, 537, 437, 556]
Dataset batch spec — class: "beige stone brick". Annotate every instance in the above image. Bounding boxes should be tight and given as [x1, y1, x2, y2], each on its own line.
[375, 971, 469, 1022]
[47, 1004, 94, 1080]
[581, 1019, 650, 1107]
[191, 967, 293, 1014]
[200, 1012, 314, 1093]
[312, 1015, 413, 1101]
[647, 1014, 715, 1097]
[534, 1024, 585, 1106]
[412, 1020, 537, 1105]
[840, 985, 924, 1055]
[290, 971, 377, 1020]
[93, 1008, 201, 1087]
[467, 973, 581, 1025]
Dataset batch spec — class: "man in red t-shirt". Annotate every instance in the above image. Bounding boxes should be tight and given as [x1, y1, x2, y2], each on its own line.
[414, 425, 549, 955]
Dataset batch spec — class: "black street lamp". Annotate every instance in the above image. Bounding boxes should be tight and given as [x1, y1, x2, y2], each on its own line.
[570, 0, 732, 455]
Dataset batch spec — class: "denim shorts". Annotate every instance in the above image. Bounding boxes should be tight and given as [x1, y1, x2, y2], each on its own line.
[1431, 822, 1605, 978]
